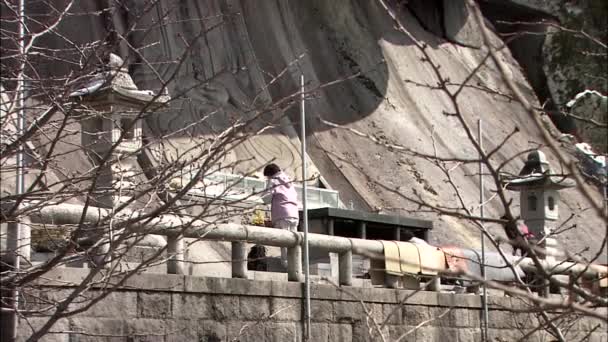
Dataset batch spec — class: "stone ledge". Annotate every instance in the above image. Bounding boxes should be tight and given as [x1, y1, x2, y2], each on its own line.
[35, 268, 539, 310]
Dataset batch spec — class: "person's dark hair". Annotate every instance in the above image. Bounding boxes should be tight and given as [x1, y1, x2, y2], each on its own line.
[263, 163, 281, 177]
[401, 230, 414, 241]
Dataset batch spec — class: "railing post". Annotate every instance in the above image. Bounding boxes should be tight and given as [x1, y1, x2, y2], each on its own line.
[167, 235, 185, 275]
[231, 241, 247, 279]
[428, 276, 441, 291]
[537, 275, 550, 298]
[93, 238, 111, 269]
[357, 222, 366, 239]
[288, 244, 303, 282]
[568, 274, 580, 302]
[393, 228, 401, 241]
[385, 274, 400, 288]
[339, 250, 352, 286]
[327, 219, 339, 281]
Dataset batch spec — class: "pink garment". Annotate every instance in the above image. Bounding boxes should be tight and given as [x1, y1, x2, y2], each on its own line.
[265, 171, 299, 222]
[517, 221, 535, 239]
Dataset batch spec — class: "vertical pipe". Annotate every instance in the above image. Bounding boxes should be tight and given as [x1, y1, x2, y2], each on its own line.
[478, 120, 489, 341]
[16, 0, 26, 248]
[231, 241, 247, 279]
[7, 2, 27, 339]
[300, 74, 311, 340]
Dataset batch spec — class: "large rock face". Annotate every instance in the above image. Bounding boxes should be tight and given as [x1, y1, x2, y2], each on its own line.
[482, 0, 607, 152]
[511, 0, 606, 103]
[1, 0, 605, 262]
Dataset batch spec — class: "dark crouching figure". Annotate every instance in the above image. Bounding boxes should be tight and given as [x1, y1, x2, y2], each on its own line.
[247, 244, 269, 271]
[500, 215, 535, 256]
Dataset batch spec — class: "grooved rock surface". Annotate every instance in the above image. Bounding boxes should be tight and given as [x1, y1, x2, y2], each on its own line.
[1, 0, 605, 264]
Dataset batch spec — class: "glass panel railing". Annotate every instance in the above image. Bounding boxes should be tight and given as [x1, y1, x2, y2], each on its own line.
[175, 172, 341, 208]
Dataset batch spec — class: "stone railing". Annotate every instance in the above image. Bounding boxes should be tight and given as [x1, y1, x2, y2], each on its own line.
[12, 201, 608, 296]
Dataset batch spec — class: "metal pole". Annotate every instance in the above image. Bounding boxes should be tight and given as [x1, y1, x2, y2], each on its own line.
[478, 120, 489, 341]
[300, 74, 311, 341]
[7, 1, 26, 339]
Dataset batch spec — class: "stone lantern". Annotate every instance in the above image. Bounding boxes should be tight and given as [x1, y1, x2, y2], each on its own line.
[504, 150, 575, 260]
[70, 54, 170, 209]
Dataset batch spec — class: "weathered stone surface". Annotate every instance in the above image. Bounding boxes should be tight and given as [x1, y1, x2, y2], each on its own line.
[22, 288, 72, 313]
[208, 295, 239, 321]
[125, 318, 167, 342]
[578, 316, 608, 333]
[588, 333, 608, 342]
[487, 310, 519, 329]
[309, 323, 329, 342]
[16, 317, 69, 342]
[458, 328, 482, 342]
[17, 273, 608, 342]
[200, 320, 227, 342]
[309, 283, 343, 301]
[415, 326, 460, 342]
[329, 323, 352, 342]
[367, 303, 384, 324]
[269, 280, 302, 299]
[240, 296, 271, 320]
[67, 318, 125, 342]
[486, 295, 512, 309]
[403, 305, 431, 326]
[383, 303, 402, 325]
[165, 319, 200, 342]
[311, 300, 333, 322]
[73, 291, 137, 318]
[270, 297, 302, 321]
[468, 309, 481, 329]
[138, 292, 171, 318]
[449, 308, 471, 328]
[123, 273, 185, 292]
[226, 321, 267, 342]
[486, 328, 524, 342]
[443, 0, 482, 48]
[352, 323, 388, 342]
[427, 306, 453, 327]
[334, 301, 365, 323]
[507, 311, 539, 330]
[171, 293, 208, 319]
[268, 322, 301, 342]
[388, 325, 417, 342]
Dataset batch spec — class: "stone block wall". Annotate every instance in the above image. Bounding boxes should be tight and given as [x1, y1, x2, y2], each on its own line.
[15, 269, 607, 342]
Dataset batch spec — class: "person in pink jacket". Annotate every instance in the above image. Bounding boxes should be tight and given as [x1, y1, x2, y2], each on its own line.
[262, 163, 299, 267]
[500, 214, 536, 256]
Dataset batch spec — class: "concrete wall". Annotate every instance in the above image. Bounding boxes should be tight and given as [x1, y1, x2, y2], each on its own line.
[16, 269, 607, 342]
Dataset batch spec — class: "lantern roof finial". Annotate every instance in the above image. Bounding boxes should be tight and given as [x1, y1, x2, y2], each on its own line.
[69, 53, 170, 106]
[503, 150, 575, 191]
